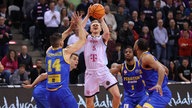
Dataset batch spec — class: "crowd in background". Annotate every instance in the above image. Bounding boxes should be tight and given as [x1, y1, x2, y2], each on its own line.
[0, 0, 192, 85]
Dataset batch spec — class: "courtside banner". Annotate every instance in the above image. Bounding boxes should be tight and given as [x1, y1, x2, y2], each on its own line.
[0, 83, 191, 108]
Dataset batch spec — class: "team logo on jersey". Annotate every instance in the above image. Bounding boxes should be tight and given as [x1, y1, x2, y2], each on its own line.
[124, 70, 127, 74]
[106, 81, 110, 85]
[135, 69, 140, 74]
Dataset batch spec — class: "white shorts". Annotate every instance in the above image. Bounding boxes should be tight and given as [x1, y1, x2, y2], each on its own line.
[84, 66, 118, 97]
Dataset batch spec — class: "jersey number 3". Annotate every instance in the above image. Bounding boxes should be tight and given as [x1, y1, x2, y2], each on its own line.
[48, 59, 61, 72]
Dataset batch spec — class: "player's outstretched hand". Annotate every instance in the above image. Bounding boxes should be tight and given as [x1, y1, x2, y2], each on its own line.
[87, 5, 92, 17]
[22, 84, 33, 89]
[148, 84, 163, 96]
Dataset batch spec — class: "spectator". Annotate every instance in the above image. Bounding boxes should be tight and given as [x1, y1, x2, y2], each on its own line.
[30, 59, 46, 83]
[167, 19, 180, 61]
[131, 11, 142, 34]
[140, 0, 155, 30]
[176, 4, 187, 20]
[0, 5, 11, 27]
[104, 0, 117, 14]
[153, 19, 168, 65]
[153, 0, 165, 19]
[76, 0, 90, 15]
[118, 0, 130, 17]
[140, 26, 155, 54]
[113, 43, 124, 64]
[153, 0, 166, 8]
[168, 61, 177, 81]
[115, 6, 129, 31]
[139, 12, 147, 28]
[58, 16, 70, 48]
[125, 0, 139, 12]
[185, 1, 192, 17]
[60, 8, 70, 25]
[178, 58, 192, 82]
[32, 0, 49, 50]
[0, 16, 12, 60]
[164, 11, 174, 28]
[9, 64, 30, 85]
[175, 10, 186, 30]
[180, 21, 192, 37]
[178, 30, 192, 58]
[55, 0, 66, 12]
[107, 24, 117, 67]
[22, 0, 37, 40]
[18, 45, 33, 72]
[104, 5, 117, 31]
[163, 0, 176, 19]
[69, 53, 80, 84]
[1, 50, 18, 84]
[67, 2, 75, 18]
[44, 1, 60, 52]
[189, 12, 192, 29]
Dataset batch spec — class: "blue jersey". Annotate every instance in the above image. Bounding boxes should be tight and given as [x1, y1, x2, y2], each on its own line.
[140, 52, 168, 92]
[45, 48, 70, 89]
[121, 60, 146, 97]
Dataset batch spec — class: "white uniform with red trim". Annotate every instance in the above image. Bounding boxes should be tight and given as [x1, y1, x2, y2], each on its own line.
[84, 35, 117, 97]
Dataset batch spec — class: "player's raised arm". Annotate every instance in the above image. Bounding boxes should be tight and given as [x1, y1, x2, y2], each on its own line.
[99, 16, 110, 43]
[142, 55, 165, 96]
[65, 12, 87, 55]
[23, 73, 48, 89]
[110, 63, 122, 74]
[82, 5, 91, 28]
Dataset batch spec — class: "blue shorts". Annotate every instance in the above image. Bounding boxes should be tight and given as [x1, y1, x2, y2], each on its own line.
[47, 87, 78, 108]
[121, 91, 149, 108]
[144, 86, 172, 108]
[33, 85, 49, 108]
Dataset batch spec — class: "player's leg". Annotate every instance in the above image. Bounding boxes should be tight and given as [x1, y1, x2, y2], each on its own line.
[108, 85, 121, 108]
[63, 95, 78, 108]
[85, 96, 95, 108]
[84, 71, 99, 108]
[121, 93, 135, 108]
[143, 87, 171, 108]
[100, 67, 120, 108]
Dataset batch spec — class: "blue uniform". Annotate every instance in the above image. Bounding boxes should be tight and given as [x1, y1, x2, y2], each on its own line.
[140, 51, 172, 108]
[46, 48, 77, 108]
[121, 60, 148, 108]
[33, 80, 49, 108]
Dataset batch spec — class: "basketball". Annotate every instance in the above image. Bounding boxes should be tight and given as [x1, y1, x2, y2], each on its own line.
[89, 4, 105, 19]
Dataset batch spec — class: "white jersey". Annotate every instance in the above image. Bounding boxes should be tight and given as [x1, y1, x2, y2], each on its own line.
[84, 35, 108, 69]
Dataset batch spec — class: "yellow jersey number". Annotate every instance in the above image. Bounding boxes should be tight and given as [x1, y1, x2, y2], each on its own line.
[48, 59, 61, 72]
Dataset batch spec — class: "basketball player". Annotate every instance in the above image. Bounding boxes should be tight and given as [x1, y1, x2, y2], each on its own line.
[23, 53, 80, 108]
[82, 6, 120, 108]
[24, 13, 86, 108]
[133, 38, 172, 108]
[111, 46, 148, 108]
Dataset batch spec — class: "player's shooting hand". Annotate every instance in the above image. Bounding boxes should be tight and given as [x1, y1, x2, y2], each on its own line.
[148, 84, 163, 96]
[87, 5, 92, 17]
[22, 84, 33, 89]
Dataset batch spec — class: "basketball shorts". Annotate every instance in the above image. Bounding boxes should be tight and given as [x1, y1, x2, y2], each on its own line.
[84, 66, 118, 97]
[47, 87, 78, 108]
[143, 86, 172, 108]
[33, 85, 49, 108]
[121, 91, 148, 108]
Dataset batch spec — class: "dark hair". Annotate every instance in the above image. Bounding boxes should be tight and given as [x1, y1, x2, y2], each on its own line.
[19, 64, 26, 68]
[50, 33, 62, 48]
[137, 38, 148, 51]
[182, 57, 189, 61]
[70, 53, 79, 58]
[36, 59, 42, 63]
[124, 46, 133, 53]
[7, 49, 17, 61]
